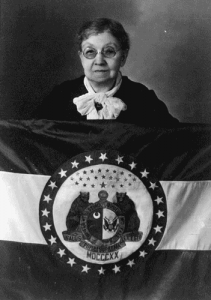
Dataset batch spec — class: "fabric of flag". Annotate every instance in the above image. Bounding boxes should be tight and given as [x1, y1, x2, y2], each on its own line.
[0, 119, 211, 300]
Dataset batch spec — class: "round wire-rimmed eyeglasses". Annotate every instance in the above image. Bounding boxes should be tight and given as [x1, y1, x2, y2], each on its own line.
[82, 46, 121, 59]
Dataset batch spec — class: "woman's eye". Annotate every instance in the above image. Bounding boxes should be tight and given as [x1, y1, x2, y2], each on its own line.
[104, 48, 116, 57]
[86, 49, 95, 54]
[84, 48, 96, 56]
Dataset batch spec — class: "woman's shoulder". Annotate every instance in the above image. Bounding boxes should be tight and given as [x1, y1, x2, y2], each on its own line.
[121, 76, 149, 91]
[32, 75, 86, 120]
[44, 75, 87, 102]
[119, 76, 161, 104]
[121, 76, 166, 105]
[119, 76, 179, 125]
[55, 75, 85, 92]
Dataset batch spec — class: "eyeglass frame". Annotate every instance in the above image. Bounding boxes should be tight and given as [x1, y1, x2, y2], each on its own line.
[81, 46, 122, 59]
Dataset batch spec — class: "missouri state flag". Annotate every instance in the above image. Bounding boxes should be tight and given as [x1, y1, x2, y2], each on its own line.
[0, 119, 211, 300]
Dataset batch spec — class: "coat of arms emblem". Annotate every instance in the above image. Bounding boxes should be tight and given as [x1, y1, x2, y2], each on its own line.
[39, 150, 167, 274]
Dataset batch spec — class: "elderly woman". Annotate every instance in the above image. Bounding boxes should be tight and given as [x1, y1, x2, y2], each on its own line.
[34, 18, 179, 125]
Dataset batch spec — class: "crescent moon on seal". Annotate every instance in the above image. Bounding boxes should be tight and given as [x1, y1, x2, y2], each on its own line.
[93, 212, 101, 219]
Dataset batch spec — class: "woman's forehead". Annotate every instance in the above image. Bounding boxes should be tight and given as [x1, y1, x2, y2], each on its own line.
[81, 31, 120, 48]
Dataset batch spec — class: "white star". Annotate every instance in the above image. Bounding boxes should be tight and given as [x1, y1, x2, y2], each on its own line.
[82, 265, 91, 273]
[148, 238, 156, 246]
[127, 260, 135, 268]
[42, 208, 50, 217]
[58, 169, 67, 178]
[48, 235, 57, 245]
[149, 182, 158, 190]
[67, 258, 76, 267]
[156, 210, 165, 218]
[154, 225, 163, 233]
[71, 160, 79, 168]
[98, 267, 105, 275]
[154, 197, 163, 205]
[85, 155, 93, 163]
[43, 222, 51, 231]
[112, 265, 120, 273]
[57, 248, 66, 257]
[115, 155, 124, 164]
[129, 162, 136, 170]
[43, 194, 52, 203]
[139, 250, 147, 258]
[48, 181, 57, 190]
[140, 169, 149, 178]
[99, 153, 107, 161]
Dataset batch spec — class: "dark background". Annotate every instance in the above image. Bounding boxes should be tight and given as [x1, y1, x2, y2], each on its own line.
[1, 0, 211, 123]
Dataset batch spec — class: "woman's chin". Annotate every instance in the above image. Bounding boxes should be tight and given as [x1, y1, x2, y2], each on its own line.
[94, 71, 110, 79]
[91, 72, 116, 83]
[86, 73, 117, 90]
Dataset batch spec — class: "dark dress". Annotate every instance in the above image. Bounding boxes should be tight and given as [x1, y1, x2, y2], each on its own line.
[33, 75, 179, 126]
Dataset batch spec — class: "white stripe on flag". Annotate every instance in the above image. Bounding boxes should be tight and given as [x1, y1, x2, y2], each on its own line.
[0, 171, 48, 244]
[158, 181, 211, 250]
[0, 171, 211, 250]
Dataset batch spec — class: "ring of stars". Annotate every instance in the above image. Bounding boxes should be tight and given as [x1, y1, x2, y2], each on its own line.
[39, 150, 167, 275]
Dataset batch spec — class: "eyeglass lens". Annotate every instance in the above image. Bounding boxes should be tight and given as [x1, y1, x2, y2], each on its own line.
[83, 47, 118, 59]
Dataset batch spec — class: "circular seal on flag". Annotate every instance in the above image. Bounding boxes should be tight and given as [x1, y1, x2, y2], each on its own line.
[39, 150, 167, 275]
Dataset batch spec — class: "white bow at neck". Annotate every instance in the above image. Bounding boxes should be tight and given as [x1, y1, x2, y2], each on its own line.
[73, 73, 127, 119]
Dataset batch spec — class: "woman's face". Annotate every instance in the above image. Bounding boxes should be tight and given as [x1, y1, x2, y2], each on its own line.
[79, 31, 127, 90]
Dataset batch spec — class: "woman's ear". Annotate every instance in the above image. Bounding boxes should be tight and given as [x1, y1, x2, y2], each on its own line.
[120, 50, 128, 67]
[78, 50, 82, 59]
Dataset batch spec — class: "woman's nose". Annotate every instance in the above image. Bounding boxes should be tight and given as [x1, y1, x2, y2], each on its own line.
[94, 52, 106, 64]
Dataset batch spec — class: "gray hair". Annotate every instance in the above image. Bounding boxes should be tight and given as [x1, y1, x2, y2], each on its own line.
[76, 18, 130, 52]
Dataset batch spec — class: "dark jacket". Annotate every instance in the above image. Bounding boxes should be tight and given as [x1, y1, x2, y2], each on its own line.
[34, 76, 179, 126]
